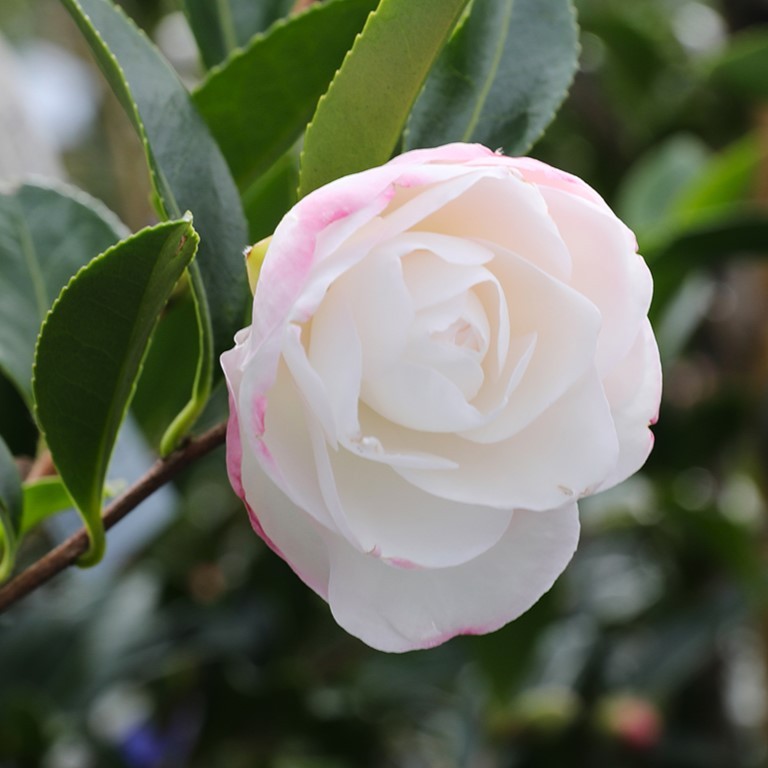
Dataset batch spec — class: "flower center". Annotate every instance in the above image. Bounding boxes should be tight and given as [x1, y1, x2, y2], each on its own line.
[431, 317, 484, 354]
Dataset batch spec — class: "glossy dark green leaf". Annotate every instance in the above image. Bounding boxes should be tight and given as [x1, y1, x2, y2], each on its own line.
[241, 151, 298, 243]
[0, 373, 37, 458]
[60, 0, 248, 364]
[131, 289, 200, 450]
[405, 0, 578, 155]
[33, 218, 198, 566]
[183, 0, 293, 69]
[0, 435, 22, 582]
[0, 181, 125, 407]
[298, 0, 471, 197]
[193, 0, 377, 189]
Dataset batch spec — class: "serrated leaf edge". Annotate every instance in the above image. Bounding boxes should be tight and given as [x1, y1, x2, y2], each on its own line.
[31, 218, 198, 564]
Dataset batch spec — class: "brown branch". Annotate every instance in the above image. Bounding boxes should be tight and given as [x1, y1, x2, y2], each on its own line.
[0, 421, 227, 614]
[25, 450, 56, 482]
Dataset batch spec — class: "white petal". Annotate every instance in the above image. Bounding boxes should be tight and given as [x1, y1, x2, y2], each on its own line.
[597, 318, 662, 491]
[253, 353, 505, 564]
[328, 445, 513, 569]
[463, 245, 602, 442]
[363, 361, 490, 432]
[338, 244, 414, 376]
[417, 174, 572, 280]
[243, 361, 337, 530]
[378, 168, 510, 237]
[238, 408, 331, 600]
[307, 292, 363, 439]
[307, 296, 460, 472]
[325, 504, 580, 652]
[387, 368, 620, 511]
[402, 248, 495, 313]
[541, 187, 653, 375]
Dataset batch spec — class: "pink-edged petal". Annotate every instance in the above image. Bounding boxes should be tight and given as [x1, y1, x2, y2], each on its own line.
[328, 446, 512, 569]
[389, 367, 620, 511]
[504, 156, 617, 215]
[239, 442, 331, 600]
[239, 360, 341, 535]
[540, 187, 652, 376]
[388, 142, 499, 167]
[597, 318, 662, 491]
[247, 156, 494, 375]
[378, 168, 509, 235]
[325, 503, 580, 652]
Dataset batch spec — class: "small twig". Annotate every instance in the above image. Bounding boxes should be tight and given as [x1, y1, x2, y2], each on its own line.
[0, 421, 227, 614]
[25, 450, 56, 482]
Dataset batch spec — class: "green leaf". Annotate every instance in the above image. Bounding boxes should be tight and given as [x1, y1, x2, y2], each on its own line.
[0, 373, 37, 458]
[131, 289, 200, 450]
[241, 151, 298, 243]
[709, 29, 768, 101]
[615, 134, 711, 243]
[33, 218, 199, 566]
[405, 0, 579, 155]
[649, 208, 768, 313]
[183, 0, 293, 69]
[0, 181, 126, 407]
[627, 135, 762, 263]
[192, 0, 377, 190]
[60, 0, 249, 370]
[648, 209, 768, 269]
[20, 477, 123, 537]
[298, 0, 471, 197]
[20, 477, 75, 537]
[0, 435, 22, 582]
[674, 137, 761, 223]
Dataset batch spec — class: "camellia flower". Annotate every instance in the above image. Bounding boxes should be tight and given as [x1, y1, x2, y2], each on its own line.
[221, 143, 661, 653]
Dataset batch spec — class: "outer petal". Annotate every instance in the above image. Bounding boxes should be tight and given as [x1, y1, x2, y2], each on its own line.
[504, 156, 626, 226]
[327, 446, 513, 569]
[388, 142, 499, 167]
[536, 186, 652, 376]
[325, 503, 580, 652]
[598, 318, 662, 491]
[239, 435, 331, 600]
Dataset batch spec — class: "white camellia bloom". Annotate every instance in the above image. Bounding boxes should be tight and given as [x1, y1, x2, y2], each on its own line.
[221, 143, 661, 653]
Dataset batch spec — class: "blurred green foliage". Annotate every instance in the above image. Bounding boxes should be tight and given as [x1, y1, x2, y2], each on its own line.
[3, 0, 768, 766]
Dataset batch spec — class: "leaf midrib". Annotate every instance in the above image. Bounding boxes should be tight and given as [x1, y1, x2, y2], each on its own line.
[461, 0, 515, 141]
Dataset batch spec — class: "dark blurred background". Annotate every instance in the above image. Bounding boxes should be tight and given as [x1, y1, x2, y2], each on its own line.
[3, 0, 768, 765]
